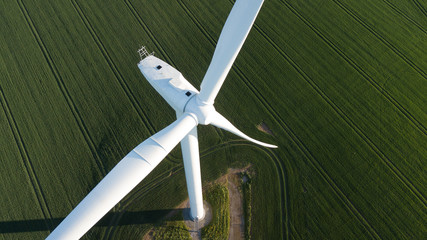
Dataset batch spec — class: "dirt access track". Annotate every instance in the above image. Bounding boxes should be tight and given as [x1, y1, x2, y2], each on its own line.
[227, 169, 246, 240]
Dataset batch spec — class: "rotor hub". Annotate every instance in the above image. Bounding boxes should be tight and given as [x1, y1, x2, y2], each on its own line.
[184, 95, 216, 125]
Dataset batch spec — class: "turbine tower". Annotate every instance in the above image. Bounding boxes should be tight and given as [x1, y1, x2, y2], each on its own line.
[47, 0, 276, 239]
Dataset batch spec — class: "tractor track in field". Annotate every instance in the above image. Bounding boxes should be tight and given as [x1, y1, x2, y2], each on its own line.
[252, 15, 427, 208]
[332, 0, 427, 79]
[0, 85, 53, 230]
[281, 1, 427, 136]
[71, 0, 183, 164]
[103, 165, 183, 239]
[413, 0, 427, 17]
[290, 223, 303, 240]
[179, 1, 381, 238]
[16, 0, 107, 177]
[232, 69, 382, 240]
[123, 0, 225, 141]
[123, 0, 175, 66]
[381, 0, 427, 34]
[103, 140, 289, 240]
[279, 1, 427, 206]
[71, 0, 155, 135]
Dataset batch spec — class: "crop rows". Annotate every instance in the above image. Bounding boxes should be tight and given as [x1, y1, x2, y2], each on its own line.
[276, 0, 426, 199]
[275, 0, 426, 194]
[281, 0, 426, 136]
[17, 0, 108, 178]
[70, 0, 182, 165]
[206, 0, 423, 236]
[0, 86, 53, 229]
[135, 0, 424, 238]
[1, 1, 156, 238]
[5, 1, 280, 239]
[380, 0, 427, 33]
[333, 0, 426, 80]
[1, 0, 425, 239]
[249, 1, 426, 208]
[71, 0, 155, 135]
[179, 0, 384, 238]
[251, 3, 426, 228]
[413, 0, 427, 17]
[209, 0, 423, 238]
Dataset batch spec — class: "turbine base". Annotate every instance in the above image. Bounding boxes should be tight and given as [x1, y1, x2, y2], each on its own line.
[183, 200, 212, 227]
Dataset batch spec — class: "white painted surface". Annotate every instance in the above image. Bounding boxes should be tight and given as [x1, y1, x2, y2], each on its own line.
[138, 56, 198, 112]
[180, 126, 205, 220]
[199, 0, 264, 104]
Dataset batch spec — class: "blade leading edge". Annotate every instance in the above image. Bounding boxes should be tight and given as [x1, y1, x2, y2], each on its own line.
[47, 113, 198, 240]
[198, 0, 264, 104]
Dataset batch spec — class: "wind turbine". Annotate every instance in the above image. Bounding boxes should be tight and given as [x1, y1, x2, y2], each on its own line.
[47, 0, 276, 239]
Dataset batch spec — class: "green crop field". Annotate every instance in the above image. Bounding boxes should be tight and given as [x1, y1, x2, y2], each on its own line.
[0, 0, 425, 239]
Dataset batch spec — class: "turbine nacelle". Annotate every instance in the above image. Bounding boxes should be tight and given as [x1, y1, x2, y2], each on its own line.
[138, 55, 199, 112]
[138, 55, 217, 125]
[139, 55, 276, 148]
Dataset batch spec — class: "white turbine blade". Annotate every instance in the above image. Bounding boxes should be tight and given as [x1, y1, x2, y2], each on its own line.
[210, 111, 277, 148]
[47, 113, 198, 240]
[198, 0, 264, 104]
[176, 111, 205, 220]
[180, 127, 205, 220]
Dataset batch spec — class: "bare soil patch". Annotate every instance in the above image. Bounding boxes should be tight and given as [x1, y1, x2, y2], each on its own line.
[227, 172, 244, 240]
[256, 122, 274, 136]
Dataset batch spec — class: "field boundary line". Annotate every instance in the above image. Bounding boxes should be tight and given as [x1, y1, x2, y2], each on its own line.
[123, 0, 224, 141]
[0, 85, 53, 230]
[280, 1, 427, 136]
[180, 1, 382, 238]
[71, 0, 156, 136]
[413, 0, 427, 17]
[332, 0, 427, 79]
[16, 0, 107, 177]
[381, 0, 427, 33]
[252, 18, 427, 208]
